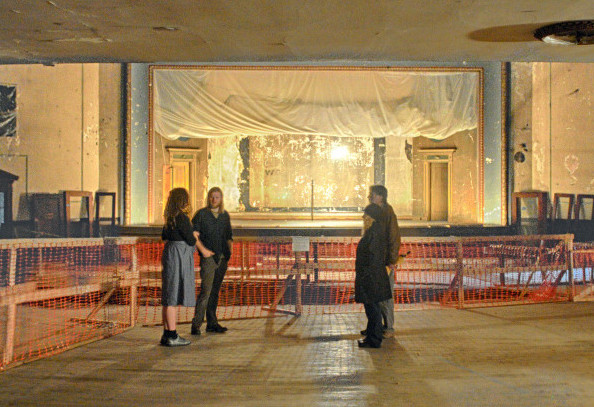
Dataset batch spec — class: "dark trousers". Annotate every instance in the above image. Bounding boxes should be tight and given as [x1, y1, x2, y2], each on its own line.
[363, 302, 383, 347]
[192, 256, 228, 329]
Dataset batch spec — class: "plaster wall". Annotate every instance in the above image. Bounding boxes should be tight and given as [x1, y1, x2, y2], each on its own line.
[98, 64, 124, 218]
[513, 63, 594, 200]
[531, 63, 552, 194]
[0, 63, 122, 222]
[385, 136, 413, 218]
[546, 64, 594, 197]
[509, 63, 533, 193]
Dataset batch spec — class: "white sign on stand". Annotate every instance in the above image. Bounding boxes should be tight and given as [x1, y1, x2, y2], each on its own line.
[291, 236, 310, 252]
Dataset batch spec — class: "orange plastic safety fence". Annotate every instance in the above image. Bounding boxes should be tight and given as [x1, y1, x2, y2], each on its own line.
[574, 242, 594, 301]
[433, 235, 573, 307]
[0, 238, 134, 371]
[1, 234, 586, 371]
[134, 235, 576, 326]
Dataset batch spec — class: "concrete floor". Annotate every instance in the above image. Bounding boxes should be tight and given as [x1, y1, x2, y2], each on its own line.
[1, 303, 593, 407]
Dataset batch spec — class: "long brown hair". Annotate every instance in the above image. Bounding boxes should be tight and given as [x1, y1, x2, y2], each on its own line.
[164, 188, 191, 227]
[206, 186, 224, 212]
[369, 184, 388, 205]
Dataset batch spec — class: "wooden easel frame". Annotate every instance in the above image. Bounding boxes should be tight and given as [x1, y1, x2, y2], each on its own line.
[511, 191, 548, 235]
[575, 194, 594, 220]
[94, 192, 118, 236]
[553, 193, 574, 220]
[63, 191, 94, 237]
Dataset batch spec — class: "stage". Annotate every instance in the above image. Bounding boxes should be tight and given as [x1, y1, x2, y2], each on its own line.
[122, 219, 511, 238]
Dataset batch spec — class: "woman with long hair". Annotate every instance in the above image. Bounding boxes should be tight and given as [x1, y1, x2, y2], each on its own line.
[160, 187, 198, 346]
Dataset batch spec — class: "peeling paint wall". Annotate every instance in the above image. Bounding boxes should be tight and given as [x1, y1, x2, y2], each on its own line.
[548, 64, 594, 196]
[207, 136, 243, 212]
[206, 135, 375, 213]
[512, 63, 594, 203]
[98, 64, 124, 218]
[385, 136, 413, 217]
[0, 63, 120, 225]
[509, 63, 533, 193]
[531, 63, 552, 193]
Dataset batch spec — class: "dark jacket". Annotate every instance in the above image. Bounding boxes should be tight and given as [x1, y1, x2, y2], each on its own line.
[384, 204, 402, 266]
[355, 220, 392, 304]
[161, 213, 197, 246]
[191, 207, 233, 263]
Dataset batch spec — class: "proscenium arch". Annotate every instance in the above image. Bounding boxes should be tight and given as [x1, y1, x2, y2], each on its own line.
[145, 65, 485, 225]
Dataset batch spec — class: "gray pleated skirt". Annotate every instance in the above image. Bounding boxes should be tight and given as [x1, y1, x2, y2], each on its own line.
[161, 241, 196, 307]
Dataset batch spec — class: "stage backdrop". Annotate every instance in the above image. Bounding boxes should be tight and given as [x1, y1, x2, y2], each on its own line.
[127, 63, 504, 226]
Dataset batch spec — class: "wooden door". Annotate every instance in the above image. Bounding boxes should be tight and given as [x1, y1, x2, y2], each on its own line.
[429, 162, 448, 221]
[163, 161, 192, 215]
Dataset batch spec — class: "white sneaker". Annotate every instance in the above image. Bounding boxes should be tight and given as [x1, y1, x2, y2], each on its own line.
[160, 335, 191, 347]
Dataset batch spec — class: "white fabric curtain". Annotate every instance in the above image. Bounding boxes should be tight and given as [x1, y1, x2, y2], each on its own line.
[153, 68, 478, 140]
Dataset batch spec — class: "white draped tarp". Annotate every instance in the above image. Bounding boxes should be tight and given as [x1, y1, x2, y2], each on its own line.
[153, 68, 478, 140]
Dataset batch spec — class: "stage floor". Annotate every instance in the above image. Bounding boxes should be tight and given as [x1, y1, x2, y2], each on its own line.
[2, 302, 593, 407]
[233, 218, 451, 229]
[122, 219, 510, 237]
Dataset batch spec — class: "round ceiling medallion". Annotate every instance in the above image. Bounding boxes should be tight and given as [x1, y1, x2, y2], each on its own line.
[534, 20, 594, 45]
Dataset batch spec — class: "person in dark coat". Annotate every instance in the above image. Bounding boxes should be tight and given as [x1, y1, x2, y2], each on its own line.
[355, 203, 393, 348]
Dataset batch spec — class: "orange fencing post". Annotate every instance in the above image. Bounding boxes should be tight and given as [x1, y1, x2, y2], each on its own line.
[2, 247, 18, 367]
[457, 239, 464, 309]
[567, 234, 574, 302]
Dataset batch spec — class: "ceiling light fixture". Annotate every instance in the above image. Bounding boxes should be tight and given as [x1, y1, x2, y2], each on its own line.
[534, 20, 594, 45]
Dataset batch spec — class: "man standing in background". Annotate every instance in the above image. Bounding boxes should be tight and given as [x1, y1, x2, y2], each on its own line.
[365, 184, 401, 337]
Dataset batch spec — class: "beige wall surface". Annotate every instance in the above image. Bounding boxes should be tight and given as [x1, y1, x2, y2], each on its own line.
[511, 63, 594, 203]
[385, 136, 413, 218]
[0, 63, 122, 222]
[509, 63, 533, 193]
[547, 64, 594, 196]
[98, 64, 123, 201]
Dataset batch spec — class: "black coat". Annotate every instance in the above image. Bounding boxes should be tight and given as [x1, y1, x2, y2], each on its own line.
[355, 221, 393, 304]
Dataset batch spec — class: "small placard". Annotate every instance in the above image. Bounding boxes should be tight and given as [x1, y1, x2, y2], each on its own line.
[292, 236, 310, 252]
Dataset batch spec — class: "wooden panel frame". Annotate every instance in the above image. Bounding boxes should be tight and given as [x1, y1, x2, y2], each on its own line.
[553, 193, 575, 220]
[511, 191, 548, 234]
[63, 190, 94, 237]
[575, 194, 594, 220]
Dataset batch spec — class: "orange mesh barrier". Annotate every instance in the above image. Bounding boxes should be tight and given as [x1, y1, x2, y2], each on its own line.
[0, 238, 135, 371]
[1, 234, 587, 370]
[574, 242, 594, 301]
[136, 234, 577, 325]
